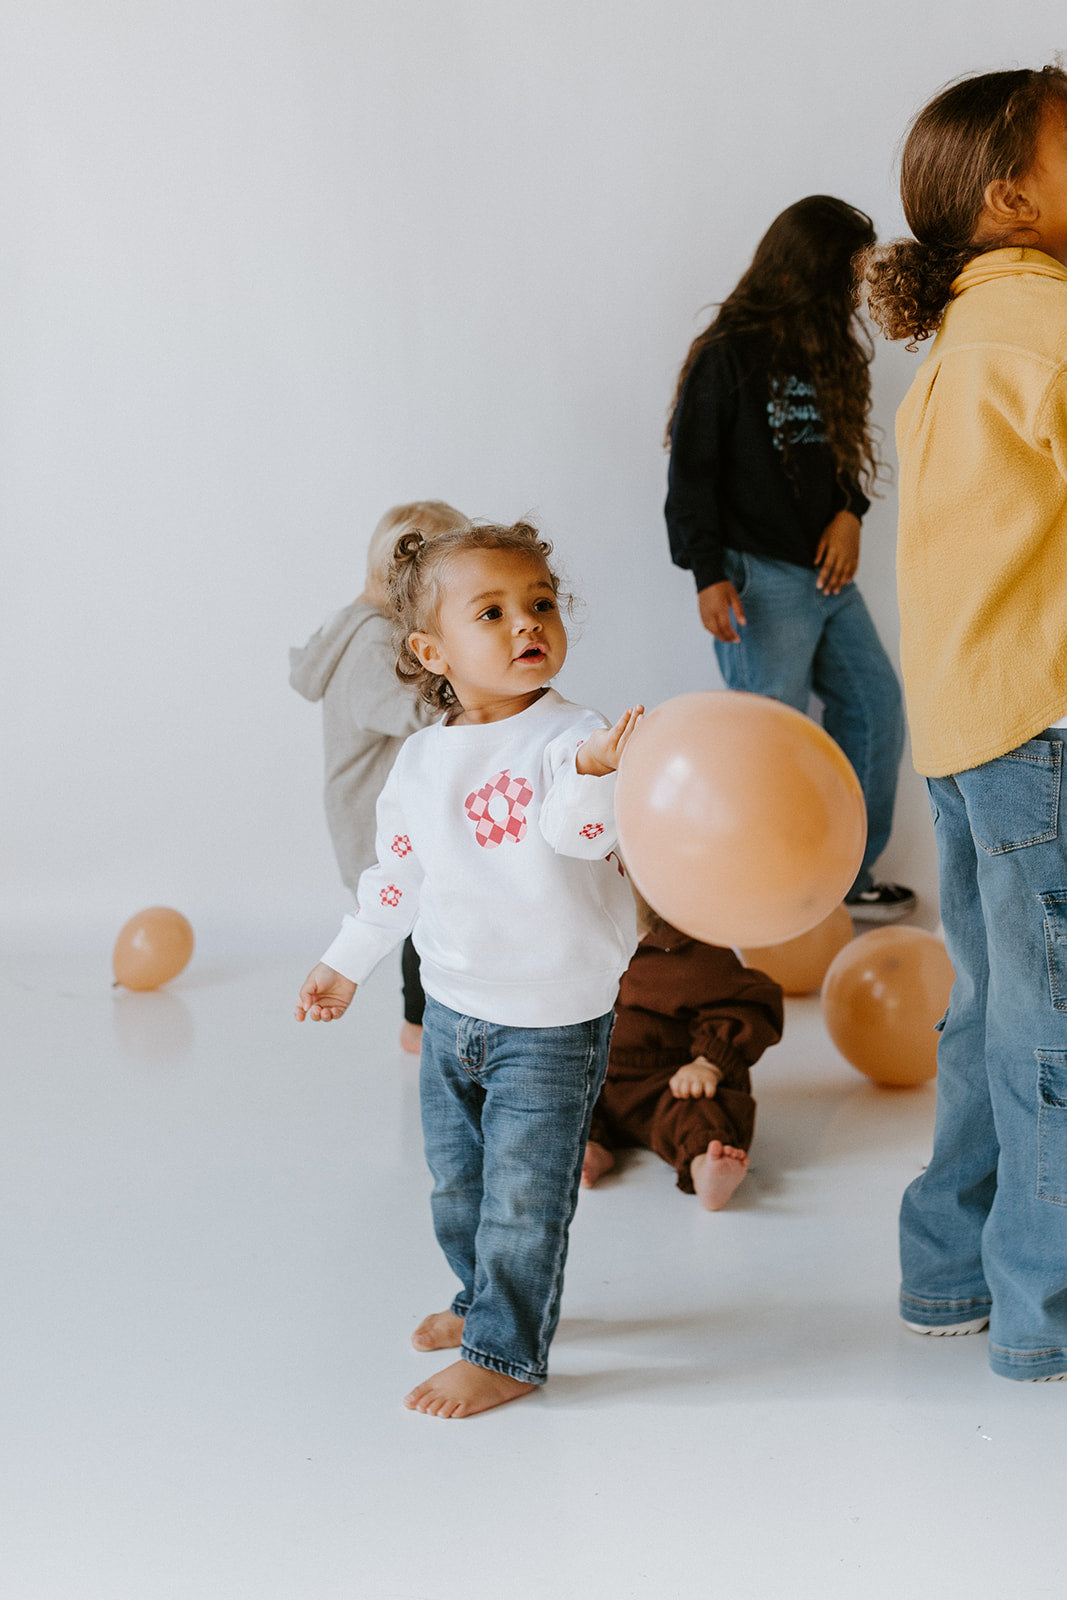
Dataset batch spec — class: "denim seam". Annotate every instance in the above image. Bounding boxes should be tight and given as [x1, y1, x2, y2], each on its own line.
[900, 1290, 992, 1313]
[818, 597, 874, 808]
[988, 1341, 1067, 1364]
[977, 828, 1058, 856]
[1036, 1050, 1067, 1202]
[1042, 919, 1067, 1011]
[531, 1018, 603, 1372]
[457, 1016, 486, 1075]
[460, 1341, 547, 1386]
[1040, 899, 1067, 1011]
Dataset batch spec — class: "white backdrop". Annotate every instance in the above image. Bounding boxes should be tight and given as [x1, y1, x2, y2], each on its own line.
[3, 2, 1064, 947]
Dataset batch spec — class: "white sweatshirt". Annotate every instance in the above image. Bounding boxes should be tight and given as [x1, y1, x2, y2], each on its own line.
[321, 689, 639, 1027]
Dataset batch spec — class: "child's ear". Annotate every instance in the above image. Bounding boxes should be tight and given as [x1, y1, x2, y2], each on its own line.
[409, 631, 448, 675]
[981, 177, 1039, 226]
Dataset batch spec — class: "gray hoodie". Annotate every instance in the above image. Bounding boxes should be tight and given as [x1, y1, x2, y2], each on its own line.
[289, 599, 434, 894]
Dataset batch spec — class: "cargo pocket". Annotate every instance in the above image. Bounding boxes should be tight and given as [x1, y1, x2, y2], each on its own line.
[1039, 892, 1067, 1012]
[1037, 1050, 1067, 1205]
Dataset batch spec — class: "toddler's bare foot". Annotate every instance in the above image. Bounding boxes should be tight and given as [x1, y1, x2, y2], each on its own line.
[580, 1139, 615, 1188]
[400, 1021, 423, 1054]
[690, 1139, 749, 1211]
[403, 1360, 537, 1418]
[411, 1309, 465, 1352]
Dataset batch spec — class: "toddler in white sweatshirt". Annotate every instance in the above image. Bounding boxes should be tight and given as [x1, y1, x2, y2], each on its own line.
[296, 518, 641, 1418]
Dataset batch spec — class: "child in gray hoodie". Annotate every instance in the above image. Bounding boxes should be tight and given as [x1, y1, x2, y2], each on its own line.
[289, 500, 468, 1051]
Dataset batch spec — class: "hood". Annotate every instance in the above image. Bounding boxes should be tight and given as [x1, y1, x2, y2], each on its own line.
[640, 919, 698, 955]
[288, 599, 380, 702]
[952, 246, 1067, 298]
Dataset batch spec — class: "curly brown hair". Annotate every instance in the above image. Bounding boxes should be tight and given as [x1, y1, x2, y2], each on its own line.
[387, 520, 567, 713]
[866, 65, 1067, 346]
[665, 195, 879, 494]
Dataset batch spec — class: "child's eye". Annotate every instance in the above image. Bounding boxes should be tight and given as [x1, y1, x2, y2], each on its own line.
[478, 606, 503, 621]
[534, 598, 556, 613]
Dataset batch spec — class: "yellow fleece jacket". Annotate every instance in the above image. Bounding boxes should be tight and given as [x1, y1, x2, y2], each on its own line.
[896, 247, 1067, 776]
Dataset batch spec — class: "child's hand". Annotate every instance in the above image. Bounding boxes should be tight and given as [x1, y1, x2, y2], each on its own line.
[295, 963, 357, 1022]
[815, 510, 861, 594]
[668, 1057, 723, 1099]
[576, 705, 644, 776]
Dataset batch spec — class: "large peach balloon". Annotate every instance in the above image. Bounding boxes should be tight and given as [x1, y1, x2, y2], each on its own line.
[616, 692, 866, 947]
[112, 906, 194, 991]
[821, 927, 954, 1087]
[740, 903, 854, 995]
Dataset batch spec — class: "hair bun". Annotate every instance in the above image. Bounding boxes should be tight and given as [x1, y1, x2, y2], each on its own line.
[393, 528, 425, 557]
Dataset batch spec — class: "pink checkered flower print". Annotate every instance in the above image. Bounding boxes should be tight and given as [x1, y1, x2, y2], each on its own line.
[579, 822, 604, 840]
[464, 769, 533, 850]
[391, 834, 412, 857]
[380, 884, 402, 908]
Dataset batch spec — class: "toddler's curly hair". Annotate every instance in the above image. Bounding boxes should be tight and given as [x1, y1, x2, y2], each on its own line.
[387, 519, 569, 713]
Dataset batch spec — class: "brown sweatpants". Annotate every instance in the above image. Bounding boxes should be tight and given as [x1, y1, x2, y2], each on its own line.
[587, 932, 783, 1193]
[589, 1048, 757, 1193]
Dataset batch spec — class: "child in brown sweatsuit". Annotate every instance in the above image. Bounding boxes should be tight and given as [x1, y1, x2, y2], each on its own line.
[581, 908, 783, 1210]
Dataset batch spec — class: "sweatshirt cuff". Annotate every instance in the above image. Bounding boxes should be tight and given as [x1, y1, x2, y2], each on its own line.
[322, 913, 403, 986]
[690, 550, 728, 591]
[540, 762, 620, 857]
[840, 482, 870, 519]
[689, 1036, 748, 1078]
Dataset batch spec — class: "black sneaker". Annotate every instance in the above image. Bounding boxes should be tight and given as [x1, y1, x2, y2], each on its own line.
[845, 883, 917, 923]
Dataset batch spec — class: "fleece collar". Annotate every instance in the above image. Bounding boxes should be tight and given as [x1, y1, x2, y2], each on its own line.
[952, 246, 1067, 297]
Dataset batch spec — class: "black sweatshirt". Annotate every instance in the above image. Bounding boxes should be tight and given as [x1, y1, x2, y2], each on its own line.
[665, 331, 870, 592]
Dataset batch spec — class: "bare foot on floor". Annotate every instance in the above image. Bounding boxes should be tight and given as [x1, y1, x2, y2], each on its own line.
[690, 1139, 749, 1211]
[411, 1309, 465, 1352]
[399, 1021, 423, 1054]
[403, 1360, 537, 1418]
[580, 1139, 615, 1188]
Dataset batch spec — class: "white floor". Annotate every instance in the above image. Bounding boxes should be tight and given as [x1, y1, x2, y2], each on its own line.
[2, 936, 1064, 1600]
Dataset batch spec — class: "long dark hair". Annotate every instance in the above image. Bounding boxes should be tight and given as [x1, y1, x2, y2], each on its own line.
[666, 195, 878, 493]
[866, 65, 1067, 345]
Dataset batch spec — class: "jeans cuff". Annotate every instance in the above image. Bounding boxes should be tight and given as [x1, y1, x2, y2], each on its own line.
[989, 1341, 1067, 1380]
[899, 1288, 992, 1323]
[461, 1342, 547, 1386]
[450, 1296, 472, 1319]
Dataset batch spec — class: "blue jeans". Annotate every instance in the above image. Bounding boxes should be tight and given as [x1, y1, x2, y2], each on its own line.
[419, 996, 613, 1385]
[899, 732, 1067, 1379]
[715, 550, 905, 895]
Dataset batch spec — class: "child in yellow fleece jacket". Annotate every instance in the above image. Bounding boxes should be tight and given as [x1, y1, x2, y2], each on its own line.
[866, 65, 1067, 1382]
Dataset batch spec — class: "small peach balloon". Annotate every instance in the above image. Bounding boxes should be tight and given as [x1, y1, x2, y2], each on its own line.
[741, 903, 854, 995]
[112, 906, 194, 991]
[616, 691, 866, 947]
[821, 927, 954, 1087]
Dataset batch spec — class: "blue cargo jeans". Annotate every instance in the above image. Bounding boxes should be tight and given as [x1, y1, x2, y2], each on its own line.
[418, 996, 613, 1385]
[714, 549, 905, 896]
[899, 731, 1067, 1379]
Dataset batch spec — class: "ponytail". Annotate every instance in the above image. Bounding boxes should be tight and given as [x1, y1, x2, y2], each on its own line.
[867, 65, 1067, 345]
[865, 239, 976, 346]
